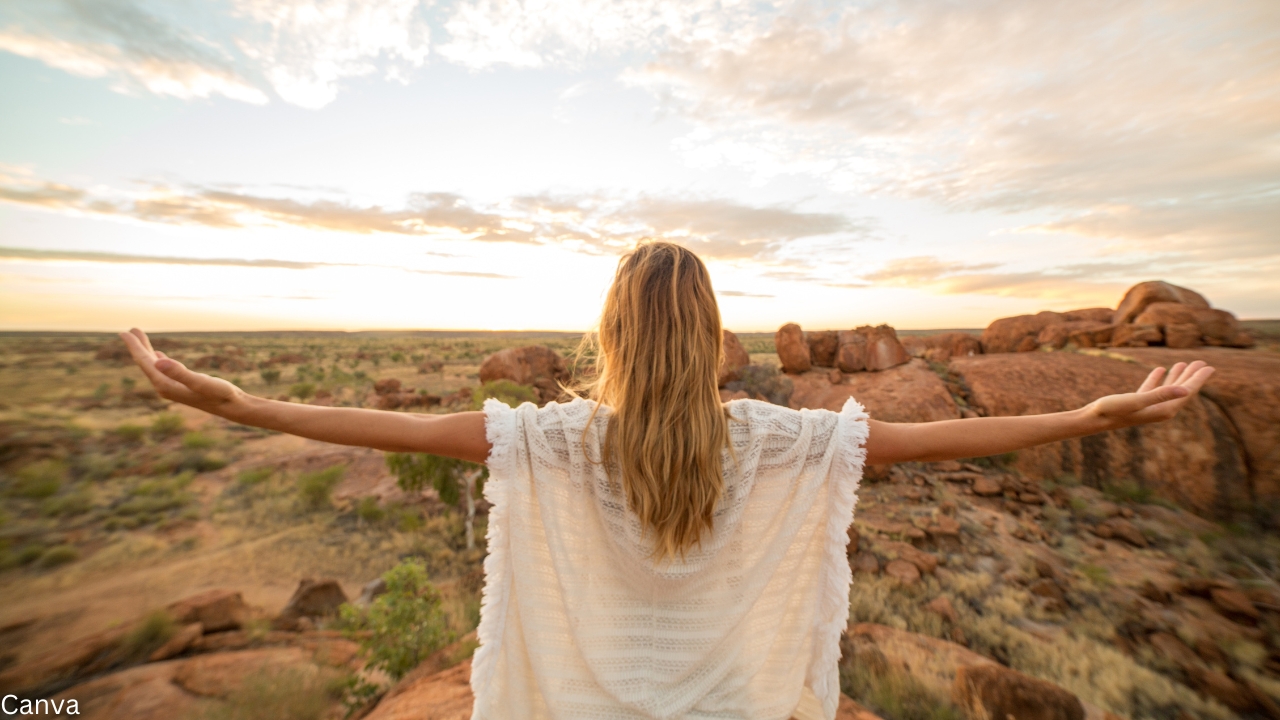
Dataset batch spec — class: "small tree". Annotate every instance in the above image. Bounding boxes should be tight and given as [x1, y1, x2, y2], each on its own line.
[386, 453, 486, 550]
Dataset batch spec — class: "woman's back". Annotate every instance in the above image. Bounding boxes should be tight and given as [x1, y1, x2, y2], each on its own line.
[473, 395, 869, 720]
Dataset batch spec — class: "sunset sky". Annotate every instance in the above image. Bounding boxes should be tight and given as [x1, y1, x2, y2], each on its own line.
[2, 0, 1277, 332]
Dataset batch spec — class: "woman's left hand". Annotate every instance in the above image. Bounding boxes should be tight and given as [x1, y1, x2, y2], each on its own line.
[1084, 360, 1215, 430]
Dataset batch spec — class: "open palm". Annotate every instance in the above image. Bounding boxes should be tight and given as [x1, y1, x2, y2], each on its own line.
[1088, 360, 1215, 428]
[119, 328, 244, 414]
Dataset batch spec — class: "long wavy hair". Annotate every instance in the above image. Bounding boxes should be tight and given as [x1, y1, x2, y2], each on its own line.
[577, 241, 730, 561]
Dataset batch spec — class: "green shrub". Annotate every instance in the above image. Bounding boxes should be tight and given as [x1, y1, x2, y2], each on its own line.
[260, 368, 282, 385]
[298, 465, 345, 511]
[356, 496, 385, 524]
[150, 413, 185, 439]
[1102, 480, 1155, 505]
[386, 453, 484, 506]
[290, 382, 315, 401]
[469, 379, 538, 410]
[16, 544, 45, 566]
[13, 459, 66, 498]
[395, 507, 423, 533]
[111, 423, 147, 444]
[35, 544, 79, 569]
[182, 432, 216, 450]
[42, 490, 93, 517]
[120, 610, 176, 661]
[93, 382, 110, 400]
[237, 467, 274, 486]
[338, 560, 452, 681]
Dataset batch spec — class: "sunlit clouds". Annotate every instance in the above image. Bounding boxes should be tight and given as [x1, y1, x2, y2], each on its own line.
[1, 0, 1277, 330]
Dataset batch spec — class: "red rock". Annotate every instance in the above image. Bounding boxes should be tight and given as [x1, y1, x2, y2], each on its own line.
[847, 525, 860, 555]
[1037, 321, 1113, 350]
[168, 589, 249, 633]
[848, 623, 996, 692]
[1094, 518, 1147, 547]
[478, 346, 570, 404]
[718, 330, 750, 386]
[807, 330, 839, 368]
[1184, 665, 1254, 712]
[1028, 578, 1067, 606]
[192, 355, 254, 372]
[1210, 588, 1260, 621]
[836, 694, 886, 720]
[149, 622, 203, 662]
[264, 352, 308, 365]
[903, 332, 983, 363]
[852, 553, 880, 574]
[981, 311, 1064, 353]
[1111, 347, 1280, 511]
[171, 647, 310, 697]
[1148, 632, 1201, 669]
[1164, 322, 1203, 349]
[885, 559, 920, 584]
[1111, 323, 1163, 347]
[949, 351, 1252, 518]
[1064, 308, 1115, 323]
[836, 331, 868, 373]
[932, 516, 961, 537]
[1134, 302, 1241, 345]
[860, 325, 910, 371]
[925, 596, 958, 624]
[0, 623, 132, 694]
[51, 661, 194, 720]
[719, 388, 749, 402]
[953, 664, 1084, 720]
[789, 360, 960, 423]
[881, 541, 938, 574]
[365, 658, 474, 720]
[274, 579, 349, 630]
[1113, 280, 1210, 324]
[775, 323, 811, 373]
[972, 476, 1002, 496]
[374, 378, 402, 395]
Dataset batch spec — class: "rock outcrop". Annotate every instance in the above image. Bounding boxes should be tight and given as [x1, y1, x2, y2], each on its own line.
[477, 346, 570, 404]
[273, 579, 348, 631]
[953, 664, 1085, 720]
[948, 351, 1254, 517]
[1113, 280, 1210, 324]
[901, 332, 983, 363]
[718, 330, 750, 387]
[776, 323, 811, 373]
[788, 360, 960, 423]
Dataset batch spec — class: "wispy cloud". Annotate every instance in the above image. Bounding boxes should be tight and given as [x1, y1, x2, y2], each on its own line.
[0, 171, 864, 262]
[859, 255, 1157, 301]
[717, 290, 773, 298]
[0, 246, 512, 278]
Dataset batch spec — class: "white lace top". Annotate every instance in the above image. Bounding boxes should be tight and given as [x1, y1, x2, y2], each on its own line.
[471, 396, 869, 720]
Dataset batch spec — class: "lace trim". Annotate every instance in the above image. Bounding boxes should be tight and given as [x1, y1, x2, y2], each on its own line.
[470, 398, 518, 705]
[808, 397, 869, 717]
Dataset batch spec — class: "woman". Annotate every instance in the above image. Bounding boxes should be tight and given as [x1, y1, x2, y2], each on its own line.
[120, 242, 1212, 720]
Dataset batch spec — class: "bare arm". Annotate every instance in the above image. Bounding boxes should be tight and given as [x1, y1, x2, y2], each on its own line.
[864, 361, 1215, 465]
[120, 329, 490, 464]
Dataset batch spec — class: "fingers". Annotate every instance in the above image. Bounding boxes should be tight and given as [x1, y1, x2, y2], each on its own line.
[1160, 362, 1187, 387]
[1137, 367, 1165, 393]
[1178, 365, 1215, 393]
[129, 327, 155, 353]
[156, 358, 231, 401]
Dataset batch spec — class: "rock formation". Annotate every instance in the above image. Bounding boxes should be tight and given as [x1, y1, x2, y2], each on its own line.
[477, 345, 570, 404]
[901, 332, 982, 363]
[718, 330, 750, 387]
[775, 323, 811, 373]
[778, 324, 909, 374]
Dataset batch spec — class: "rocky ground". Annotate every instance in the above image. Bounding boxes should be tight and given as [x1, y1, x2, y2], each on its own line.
[1, 287, 1279, 720]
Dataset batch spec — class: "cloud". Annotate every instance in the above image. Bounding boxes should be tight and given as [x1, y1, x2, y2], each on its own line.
[717, 290, 773, 298]
[0, 170, 864, 262]
[0, 1, 267, 103]
[631, 0, 1280, 261]
[0, 246, 512, 278]
[860, 255, 1151, 301]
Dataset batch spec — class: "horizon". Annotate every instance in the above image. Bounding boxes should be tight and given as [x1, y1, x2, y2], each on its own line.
[2, 0, 1277, 332]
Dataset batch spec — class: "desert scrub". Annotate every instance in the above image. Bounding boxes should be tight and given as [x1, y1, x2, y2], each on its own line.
[356, 496, 385, 525]
[11, 459, 67, 499]
[298, 465, 345, 511]
[41, 489, 93, 517]
[337, 559, 452, 681]
[290, 382, 316, 401]
[181, 431, 216, 450]
[110, 423, 146, 444]
[149, 413, 185, 439]
[260, 368, 282, 385]
[847, 574, 945, 638]
[468, 379, 537, 409]
[841, 654, 960, 720]
[120, 609, 176, 661]
[237, 466, 274, 486]
[204, 665, 335, 720]
[107, 472, 195, 527]
[34, 544, 79, 569]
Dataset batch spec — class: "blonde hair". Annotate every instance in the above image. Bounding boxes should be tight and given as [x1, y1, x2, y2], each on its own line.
[577, 241, 730, 560]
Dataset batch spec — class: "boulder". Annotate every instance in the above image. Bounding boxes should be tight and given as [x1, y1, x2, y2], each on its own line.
[1133, 302, 1242, 346]
[949, 351, 1253, 518]
[478, 346, 570, 404]
[149, 622, 203, 662]
[171, 647, 312, 698]
[902, 332, 982, 363]
[1111, 323, 1162, 347]
[1092, 518, 1148, 548]
[356, 578, 389, 607]
[51, 661, 196, 720]
[807, 330, 839, 368]
[1164, 322, 1202, 349]
[880, 541, 939, 574]
[1210, 588, 1260, 621]
[925, 596, 959, 624]
[718, 330, 751, 386]
[168, 589, 249, 633]
[274, 579, 348, 631]
[836, 331, 868, 373]
[0, 623, 133, 694]
[845, 623, 996, 697]
[1036, 321, 1114, 350]
[374, 378, 403, 395]
[776, 323, 811, 373]
[1113, 281, 1210, 325]
[972, 476, 1003, 496]
[953, 664, 1085, 720]
[884, 559, 920, 584]
[981, 311, 1064, 354]
[861, 325, 910, 371]
[1063, 308, 1115, 323]
[789, 360, 960, 423]
[1111, 347, 1280, 507]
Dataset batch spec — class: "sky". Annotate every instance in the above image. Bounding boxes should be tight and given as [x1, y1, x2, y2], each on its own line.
[1, 0, 1277, 332]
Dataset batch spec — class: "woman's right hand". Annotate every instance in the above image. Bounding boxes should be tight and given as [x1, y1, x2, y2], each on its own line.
[120, 328, 250, 421]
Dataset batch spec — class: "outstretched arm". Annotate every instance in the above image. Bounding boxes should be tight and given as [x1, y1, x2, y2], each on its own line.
[864, 361, 1215, 465]
[120, 329, 490, 464]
